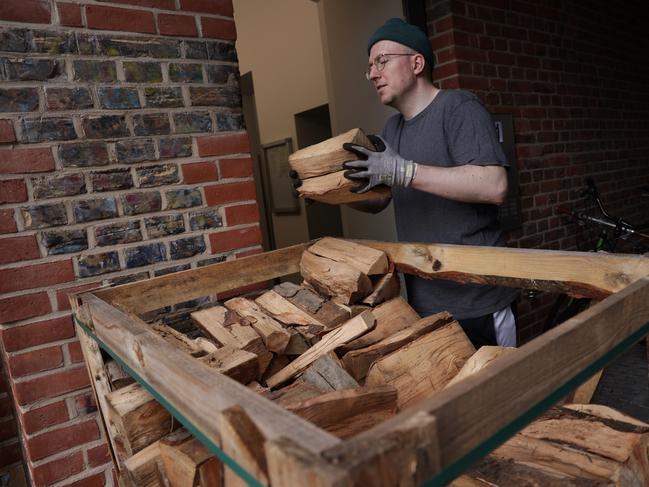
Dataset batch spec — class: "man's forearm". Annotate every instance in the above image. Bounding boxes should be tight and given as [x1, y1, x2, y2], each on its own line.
[410, 164, 508, 205]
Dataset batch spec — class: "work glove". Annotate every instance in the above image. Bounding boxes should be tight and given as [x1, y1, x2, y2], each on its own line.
[342, 135, 417, 194]
[288, 169, 302, 197]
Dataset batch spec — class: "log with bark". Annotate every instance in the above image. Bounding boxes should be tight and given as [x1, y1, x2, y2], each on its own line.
[288, 128, 391, 205]
[272, 281, 350, 330]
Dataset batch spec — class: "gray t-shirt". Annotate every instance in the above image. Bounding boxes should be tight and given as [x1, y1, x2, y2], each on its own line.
[382, 89, 518, 319]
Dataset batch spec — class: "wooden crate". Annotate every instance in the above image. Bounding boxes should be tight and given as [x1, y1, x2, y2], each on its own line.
[71, 240, 649, 486]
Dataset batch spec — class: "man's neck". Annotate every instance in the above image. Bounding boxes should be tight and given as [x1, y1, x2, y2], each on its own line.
[395, 83, 440, 121]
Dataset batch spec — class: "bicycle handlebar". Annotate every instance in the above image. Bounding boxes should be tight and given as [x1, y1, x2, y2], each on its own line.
[557, 206, 649, 243]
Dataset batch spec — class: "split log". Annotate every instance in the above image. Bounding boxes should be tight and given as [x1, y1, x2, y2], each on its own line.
[341, 297, 422, 352]
[288, 128, 374, 179]
[268, 378, 324, 405]
[566, 369, 604, 405]
[199, 346, 258, 384]
[288, 128, 392, 205]
[266, 310, 376, 388]
[193, 337, 219, 354]
[224, 297, 291, 354]
[284, 328, 310, 355]
[155, 459, 172, 487]
[124, 441, 161, 487]
[445, 346, 516, 388]
[220, 405, 269, 487]
[300, 250, 373, 305]
[487, 405, 649, 486]
[159, 429, 222, 487]
[255, 290, 323, 326]
[273, 282, 350, 329]
[261, 354, 291, 385]
[302, 353, 358, 392]
[283, 385, 399, 439]
[308, 237, 389, 276]
[363, 271, 400, 306]
[151, 323, 203, 357]
[105, 359, 134, 389]
[105, 382, 174, 459]
[366, 321, 475, 409]
[342, 313, 454, 381]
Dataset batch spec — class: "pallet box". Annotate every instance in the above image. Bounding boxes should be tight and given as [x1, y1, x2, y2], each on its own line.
[71, 239, 649, 486]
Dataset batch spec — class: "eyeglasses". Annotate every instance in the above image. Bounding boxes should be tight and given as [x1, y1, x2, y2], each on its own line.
[365, 53, 414, 80]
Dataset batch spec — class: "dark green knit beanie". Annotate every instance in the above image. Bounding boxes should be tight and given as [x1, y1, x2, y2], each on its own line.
[367, 18, 434, 70]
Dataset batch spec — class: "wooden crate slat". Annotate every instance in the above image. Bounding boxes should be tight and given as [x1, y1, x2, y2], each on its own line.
[359, 240, 649, 298]
[94, 242, 311, 314]
[81, 293, 341, 458]
[347, 276, 649, 476]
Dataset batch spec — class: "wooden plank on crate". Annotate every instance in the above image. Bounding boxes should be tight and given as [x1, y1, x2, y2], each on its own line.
[307, 237, 388, 276]
[354, 276, 649, 474]
[74, 320, 125, 471]
[124, 441, 161, 487]
[80, 293, 340, 458]
[358, 240, 649, 298]
[266, 311, 376, 388]
[220, 405, 269, 487]
[94, 241, 311, 314]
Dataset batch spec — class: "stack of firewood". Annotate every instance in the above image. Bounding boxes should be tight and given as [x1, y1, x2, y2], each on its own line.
[102, 237, 649, 487]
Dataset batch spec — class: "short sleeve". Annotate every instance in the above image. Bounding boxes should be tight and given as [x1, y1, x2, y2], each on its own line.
[446, 100, 509, 167]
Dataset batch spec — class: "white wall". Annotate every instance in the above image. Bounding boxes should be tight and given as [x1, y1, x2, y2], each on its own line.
[233, 0, 328, 248]
[318, 0, 403, 242]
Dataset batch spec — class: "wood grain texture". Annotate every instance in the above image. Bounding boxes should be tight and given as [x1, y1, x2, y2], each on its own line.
[300, 250, 373, 305]
[363, 271, 400, 306]
[266, 311, 376, 388]
[308, 237, 388, 276]
[366, 322, 476, 409]
[224, 297, 291, 354]
[341, 297, 422, 352]
[199, 346, 258, 385]
[445, 346, 515, 388]
[353, 277, 649, 474]
[124, 441, 162, 487]
[357, 240, 649, 298]
[81, 293, 341, 457]
[297, 170, 392, 205]
[255, 290, 323, 326]
[288, 128, 373, 179]
[343, 313, 455, 381]
[95, 242, 311, 314]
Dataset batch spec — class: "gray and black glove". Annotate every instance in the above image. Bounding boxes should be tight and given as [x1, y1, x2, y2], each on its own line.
[343, 135, 417, 194]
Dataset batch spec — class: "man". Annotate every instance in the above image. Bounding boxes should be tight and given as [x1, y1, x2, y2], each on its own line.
[341, 18, 518, 347]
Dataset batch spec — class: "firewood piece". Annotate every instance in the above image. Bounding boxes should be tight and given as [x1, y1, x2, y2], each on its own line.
[155, 459, 172, 487]
[191, 307, 240, 347]
[564, 403, 649, 427]
[300, 250, 373, 305]
[566, 369, 604, 405]
[298, 170, 392, 205]
[124, 441, 162, 487]
[363, 271, 400, 306]
[220, 405, 269, 487]
[152, 323, 203, 357]
[255, 290, 323, 326]
[199, 346, 258, 385]
[288, 128, 374, 179]
[159, 429, 222, 487]
[293, 324, 325, 346]
[274, 282, 350, 330]
[106, 382, 173, 459]
[284, 328, 310, 355]
[308, 238, 389, 276]
[224, 297, 291, 354]
[445, 346, 516, 388]
[261, 354, 291, 385]
[366, 321, 475, 409]
[342, 314, 454, 381]
[341, 297, 422, 352]
[491, 405, 649, 486]
[105, 359, 134, 389]
[302, 353, 358, 391]
[266, 311, 375, 388]
[193, 337, 219, 354]
[283, 385, 398, 439]
[268, 378, 324, 405]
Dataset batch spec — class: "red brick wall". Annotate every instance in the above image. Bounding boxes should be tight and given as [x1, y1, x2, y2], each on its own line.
[426, 0, 649, 341]
[0, 0, 260, 485]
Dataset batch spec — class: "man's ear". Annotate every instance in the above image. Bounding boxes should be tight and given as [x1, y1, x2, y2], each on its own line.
[412, 53, 425, 76]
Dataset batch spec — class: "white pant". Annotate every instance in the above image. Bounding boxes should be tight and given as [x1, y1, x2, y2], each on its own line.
[493, 306, 517, 347]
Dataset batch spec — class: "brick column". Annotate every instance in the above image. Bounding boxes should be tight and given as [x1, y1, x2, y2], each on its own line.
[0, 1, 260, 485]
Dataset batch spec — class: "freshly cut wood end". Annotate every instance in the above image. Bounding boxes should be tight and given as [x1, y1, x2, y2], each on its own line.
[445, 345, 516, 388]
[288, 128, 374, 179]
[308, 237, 389, 276]
[297, 170, 391, 205]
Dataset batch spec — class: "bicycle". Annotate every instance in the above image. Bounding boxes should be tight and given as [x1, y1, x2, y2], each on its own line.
[542, 177, 649, 332]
